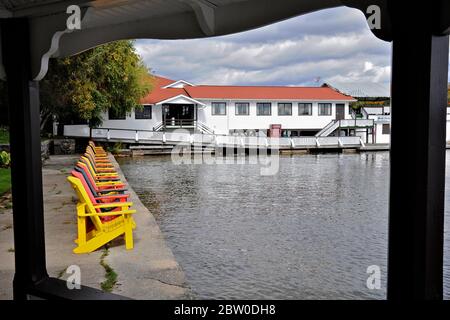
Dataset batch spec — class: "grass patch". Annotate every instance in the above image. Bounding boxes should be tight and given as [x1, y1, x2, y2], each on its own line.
[0, 168, 11, 195]
[100, 248, 118, 292]
[0, 127, 9, 144]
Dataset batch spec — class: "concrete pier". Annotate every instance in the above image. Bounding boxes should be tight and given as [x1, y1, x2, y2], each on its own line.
[0, 155, 190, 300]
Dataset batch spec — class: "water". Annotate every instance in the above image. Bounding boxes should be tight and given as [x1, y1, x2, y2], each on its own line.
[117, 151, 450, 299]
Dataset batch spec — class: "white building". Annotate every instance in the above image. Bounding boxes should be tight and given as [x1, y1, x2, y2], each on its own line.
[99, 76, 360, 137]
[323, 82, 391, 144]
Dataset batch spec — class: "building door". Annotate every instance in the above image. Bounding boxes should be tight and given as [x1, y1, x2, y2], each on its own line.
[336, 103, 345, 120]
[163, 104, 195, 126]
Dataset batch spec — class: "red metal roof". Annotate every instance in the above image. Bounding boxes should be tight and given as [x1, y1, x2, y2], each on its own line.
[140, 75, 355, 104]
[140, 76, 186, 104]
[185, 85, 354, 100]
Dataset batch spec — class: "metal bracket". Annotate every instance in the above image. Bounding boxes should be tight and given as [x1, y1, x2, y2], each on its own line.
[181, 0, 217, 36]
[0, 6, 89, 81]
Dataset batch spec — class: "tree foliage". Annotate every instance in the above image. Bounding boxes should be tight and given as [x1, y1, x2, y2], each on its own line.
[40, 40, 152, 129]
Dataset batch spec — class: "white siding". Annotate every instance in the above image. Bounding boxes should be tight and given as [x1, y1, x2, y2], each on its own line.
[99, 105, 161, 131]
[375, 122, 391, 144]
[197, 100, 351, 135]
[96, 100, 352, 135]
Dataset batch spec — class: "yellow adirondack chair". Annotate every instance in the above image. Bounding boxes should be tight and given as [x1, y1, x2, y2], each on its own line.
[89, 141, 108, 157]
[67, 176, 136, 254]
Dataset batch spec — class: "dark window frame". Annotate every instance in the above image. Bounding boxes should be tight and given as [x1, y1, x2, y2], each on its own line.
[298, 103, 313, 116]
[256, 102, 272, 116]
[135, 105, 152, 120]
[382, 123, 391, 134]
[212, 102, 227, 115]
[235, 102, 250, 116]
[108, 108, 126, 120]
[278, 102, 292, 116]
[318, 103, 332, 116]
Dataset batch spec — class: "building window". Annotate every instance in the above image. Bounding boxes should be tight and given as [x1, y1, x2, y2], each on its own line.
[382, 123, 390, 134]
[212, 102, 226, 115]
[278, 103, 292, 116]
[135, 105, 152, 119]
[108, 108, 126, 120]
[298, 103, 312, 115]
[235, 102, 249, 115]
[318, 103, 332, 116]
[257, 102, 272, 116]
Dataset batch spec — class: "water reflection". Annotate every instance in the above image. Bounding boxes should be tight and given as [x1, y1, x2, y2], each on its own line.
[118, 151, 449, 299]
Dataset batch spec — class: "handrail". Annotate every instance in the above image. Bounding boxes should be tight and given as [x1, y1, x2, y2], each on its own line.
[67, 125, 368, 148]
[164, 119, 196, 127]
[315, 120, 337, 137]
[153, 122, 164, 131]
[197, 121, 214, 134]
[361, 107, 369, 119]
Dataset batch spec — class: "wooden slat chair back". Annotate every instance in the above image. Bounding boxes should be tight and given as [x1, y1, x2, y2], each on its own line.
[71, 170, 127, 201]
[74, 166, 126, 196]
[77, 161, 120, 182]
[67, 173, 136, 254]
[80, 156, 119, 178]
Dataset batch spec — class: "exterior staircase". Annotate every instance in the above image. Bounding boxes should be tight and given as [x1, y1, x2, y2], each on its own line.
[152, 120, 214, 134]
[316, 119, 375, 137]
[315, 121, 340, 137]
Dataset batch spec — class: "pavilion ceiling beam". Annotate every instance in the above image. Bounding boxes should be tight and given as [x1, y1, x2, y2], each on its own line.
[4, 0, 89, 17]
[4, 0, 347, 81]
[350, 0, 450, 300]
[342, 0, 450, 40]
[181, 0, 217, 36]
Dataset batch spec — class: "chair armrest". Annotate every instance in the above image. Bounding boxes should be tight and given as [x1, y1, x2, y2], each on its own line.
[95, 194, 129, 201]
[96, 178, 121, 182]
[79, 209, 136, 217]
[96, 169, 117, 173]
[97, 186, 126, 191]
[96, 173, 119, 177]
[93, 160, 112, 164]
[96, 181, 125, 188]
[97, 189, 127, 195]
[95, 162, 113, 166]
[94, 202, 134, 209]
[96, 181, 123, 185]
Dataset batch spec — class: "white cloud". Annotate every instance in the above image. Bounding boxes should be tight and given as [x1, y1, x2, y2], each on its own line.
[135, 7, 396, 86]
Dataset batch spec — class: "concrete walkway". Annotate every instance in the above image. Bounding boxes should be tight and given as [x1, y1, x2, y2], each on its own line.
[0, 154, 190, 299]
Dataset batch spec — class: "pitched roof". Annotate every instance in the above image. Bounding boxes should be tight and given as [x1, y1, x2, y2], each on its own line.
[140, 75, 355, 104]
[323, 81, 390, 98]
[140, 76, 186, 104]
[185, 85, 354, 101]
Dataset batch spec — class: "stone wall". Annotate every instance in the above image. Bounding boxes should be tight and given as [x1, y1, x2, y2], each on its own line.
[41, 140, 51, 162]
[53, 138, 76, 155]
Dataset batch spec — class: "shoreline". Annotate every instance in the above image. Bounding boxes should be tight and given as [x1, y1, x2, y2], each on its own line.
[105, 153, 190, 299]
[0, 154, 190, 300]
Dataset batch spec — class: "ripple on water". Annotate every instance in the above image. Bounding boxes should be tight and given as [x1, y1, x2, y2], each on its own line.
[118, 152, 450, 299]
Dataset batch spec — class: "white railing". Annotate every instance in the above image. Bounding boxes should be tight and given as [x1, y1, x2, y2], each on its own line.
[338, 119, 374, 127]
[317, 136, 339, 146]
[291, 137, 317, 147]
[315, 121, 338, 137]
[339, 136, 362, 145]
[138, 131, 165, 141]
[63, 124, 90, 137]
[63, 125, 366, 149]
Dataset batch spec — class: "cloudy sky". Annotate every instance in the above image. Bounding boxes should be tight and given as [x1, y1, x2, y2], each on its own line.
[135, 7, 393, 87]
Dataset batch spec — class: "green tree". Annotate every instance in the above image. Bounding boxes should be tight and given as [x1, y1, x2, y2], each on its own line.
[40, 40, 153, 130]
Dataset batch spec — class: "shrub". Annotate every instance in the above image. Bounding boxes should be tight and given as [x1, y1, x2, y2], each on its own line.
[109, 142, 123, 154]
[0, 151, 10, 168]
